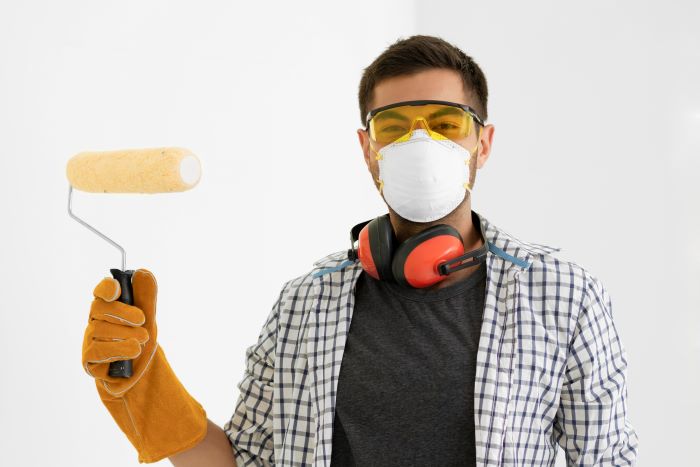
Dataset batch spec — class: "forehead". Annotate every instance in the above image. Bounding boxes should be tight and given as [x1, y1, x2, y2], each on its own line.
[370, 68, 472, 110]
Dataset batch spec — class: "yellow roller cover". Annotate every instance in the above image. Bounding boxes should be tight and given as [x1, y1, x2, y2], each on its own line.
[66, 147, 201, 193]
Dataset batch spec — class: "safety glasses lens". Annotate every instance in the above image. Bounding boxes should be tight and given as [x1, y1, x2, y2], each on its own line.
[368, 104, 473, 144]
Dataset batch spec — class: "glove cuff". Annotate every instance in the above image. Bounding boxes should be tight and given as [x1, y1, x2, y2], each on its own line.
[97, 345, 208, 463]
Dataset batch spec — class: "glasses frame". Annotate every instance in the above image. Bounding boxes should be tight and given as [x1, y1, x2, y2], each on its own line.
[364, 99, 486, 135]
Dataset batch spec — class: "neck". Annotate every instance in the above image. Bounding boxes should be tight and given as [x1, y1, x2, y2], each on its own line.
[387, 196, 485, 290]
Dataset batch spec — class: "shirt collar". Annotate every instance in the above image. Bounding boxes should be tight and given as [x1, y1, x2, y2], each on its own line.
[476, 209, 561, 271]
[312, 210, 561, 278]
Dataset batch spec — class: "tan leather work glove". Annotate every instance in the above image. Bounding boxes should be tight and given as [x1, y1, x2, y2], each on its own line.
[82, 268, 207, 463]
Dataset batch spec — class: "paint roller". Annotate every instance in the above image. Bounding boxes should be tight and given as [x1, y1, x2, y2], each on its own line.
[67, 147, 202, 378]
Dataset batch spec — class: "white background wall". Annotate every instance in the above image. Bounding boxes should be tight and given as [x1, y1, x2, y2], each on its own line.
[0, 1, 696, 465]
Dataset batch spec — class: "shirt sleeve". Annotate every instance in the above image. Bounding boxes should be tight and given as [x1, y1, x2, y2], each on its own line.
[553, 273, 640, 466]
[223, 282, 288, 467]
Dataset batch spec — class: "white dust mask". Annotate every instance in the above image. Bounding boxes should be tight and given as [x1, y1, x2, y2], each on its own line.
[374, 128, 476, 223]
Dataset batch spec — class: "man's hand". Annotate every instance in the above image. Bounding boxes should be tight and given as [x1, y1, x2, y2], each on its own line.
[82, 269, 208, 463]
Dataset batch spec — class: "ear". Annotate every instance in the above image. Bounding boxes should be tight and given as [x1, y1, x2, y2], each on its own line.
[358, 128, 371, 170]
[475, 123, 495, 169]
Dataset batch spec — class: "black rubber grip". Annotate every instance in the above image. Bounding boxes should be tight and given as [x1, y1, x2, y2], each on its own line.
[108, 268, 135, 378]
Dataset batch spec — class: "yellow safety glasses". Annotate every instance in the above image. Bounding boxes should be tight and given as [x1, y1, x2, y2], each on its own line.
[365, 100, 485, 145]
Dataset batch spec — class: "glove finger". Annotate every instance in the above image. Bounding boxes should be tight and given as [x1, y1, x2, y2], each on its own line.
[92, 277, 121, 302]
[88, 319, 149, 345]
[97, 344, 161, 395]
[132, 269, 157, 326]
[89, 298, 145, 327]
[83, 337, 143, 367]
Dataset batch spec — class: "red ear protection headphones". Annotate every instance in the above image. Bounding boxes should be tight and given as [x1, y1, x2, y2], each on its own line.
[347, 213, 488, 288]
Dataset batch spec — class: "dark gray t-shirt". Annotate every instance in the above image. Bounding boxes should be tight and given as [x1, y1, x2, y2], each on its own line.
[330, 261, 486, 467]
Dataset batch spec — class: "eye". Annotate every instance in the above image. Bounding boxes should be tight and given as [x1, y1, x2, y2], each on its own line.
[432, 121, 459, 131]
[435, 122, 457, 130]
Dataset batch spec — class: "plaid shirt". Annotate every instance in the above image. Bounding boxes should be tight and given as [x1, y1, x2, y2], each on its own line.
[223, 211, 639, 466]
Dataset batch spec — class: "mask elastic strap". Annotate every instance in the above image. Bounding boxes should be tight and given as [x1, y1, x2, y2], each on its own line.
[369, 142, 382, 161]
[464, 125, 483, 192]
[470, 125, 483, 154]
[367, 142, 384, 193]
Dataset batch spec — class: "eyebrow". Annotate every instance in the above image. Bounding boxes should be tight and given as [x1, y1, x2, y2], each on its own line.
[373, 105, 465, 124]
[372, 110, 410, 122]
[428, 106, 464, 119]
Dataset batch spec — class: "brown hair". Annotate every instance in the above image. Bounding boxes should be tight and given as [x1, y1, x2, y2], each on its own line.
[358, 35, 489, 126]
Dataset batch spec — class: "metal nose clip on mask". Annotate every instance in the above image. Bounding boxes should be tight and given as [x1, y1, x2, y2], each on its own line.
[371, 121, 482, 223]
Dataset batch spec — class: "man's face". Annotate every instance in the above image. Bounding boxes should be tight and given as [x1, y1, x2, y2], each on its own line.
[357, 68, 495, 205]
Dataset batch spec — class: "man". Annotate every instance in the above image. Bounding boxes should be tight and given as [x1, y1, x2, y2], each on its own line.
[82, 35, 639, 466]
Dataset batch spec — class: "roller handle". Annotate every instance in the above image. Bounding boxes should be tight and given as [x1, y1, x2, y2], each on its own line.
[108, 268, 135, 378]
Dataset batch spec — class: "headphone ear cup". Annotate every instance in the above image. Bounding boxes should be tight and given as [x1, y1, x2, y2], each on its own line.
[392, 224, 464, 288]
[357, 214, 396, 281]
